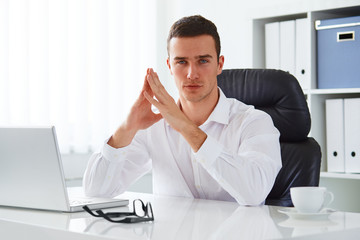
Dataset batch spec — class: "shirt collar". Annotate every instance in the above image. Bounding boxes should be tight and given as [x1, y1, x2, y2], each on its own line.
[201, 87, 230, 126]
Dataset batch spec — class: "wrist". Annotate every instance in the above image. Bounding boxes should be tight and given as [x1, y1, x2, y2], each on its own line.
[108, 124, 138, 148]
[180, 123, 207, 152]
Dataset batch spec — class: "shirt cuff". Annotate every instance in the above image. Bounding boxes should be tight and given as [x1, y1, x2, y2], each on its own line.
[193, 135, 223, 169]
[101, 138, 129, 162]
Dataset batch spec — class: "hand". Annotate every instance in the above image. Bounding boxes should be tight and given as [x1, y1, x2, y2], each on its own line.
[125, 70, 163, 131]
[108, 70, 163, 148]
[144, 68, 207, 152]
[143, 68, 189, 132]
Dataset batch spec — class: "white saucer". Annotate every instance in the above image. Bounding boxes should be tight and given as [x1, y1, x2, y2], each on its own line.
[278, 208, 336, 220]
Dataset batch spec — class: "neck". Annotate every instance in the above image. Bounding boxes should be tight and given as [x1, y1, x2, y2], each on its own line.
[179, 88, 219, 126]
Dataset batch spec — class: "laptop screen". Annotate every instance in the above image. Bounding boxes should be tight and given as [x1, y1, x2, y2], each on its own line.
[0, 126, 70, 211]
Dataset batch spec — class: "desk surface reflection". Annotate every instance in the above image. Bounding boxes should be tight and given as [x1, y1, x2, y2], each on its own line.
[1, 189, 360, 240]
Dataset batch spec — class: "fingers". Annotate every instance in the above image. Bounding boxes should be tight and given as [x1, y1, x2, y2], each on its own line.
[146, 68, 169, 103]
[143, 91, 163, 121]
[146, 68, 160, 87]
[143, 68, 176, 115]
[143, 90, 160, 109]
[140, 70, 152, 95]
[137, 69, 155, 104]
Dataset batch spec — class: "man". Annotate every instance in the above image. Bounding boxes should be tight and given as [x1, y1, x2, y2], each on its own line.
[83, 15, 281, 205]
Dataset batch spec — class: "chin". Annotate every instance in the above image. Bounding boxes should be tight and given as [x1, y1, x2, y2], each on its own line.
[183, 94, 206, 103]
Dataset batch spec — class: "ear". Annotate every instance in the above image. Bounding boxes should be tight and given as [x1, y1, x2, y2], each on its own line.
[167, 57, 173, 75]
[217, 55, 225, 75]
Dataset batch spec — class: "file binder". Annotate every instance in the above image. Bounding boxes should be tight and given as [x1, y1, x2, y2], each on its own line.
[280, 20, 295, 75]
[344, 98, 360, 173]
[295, 18, 310, 89]
[316, 16, 360, 89]
[265, 22, 280, 69]
[265, 19, 309, 90]
[325, 99, 345, 172]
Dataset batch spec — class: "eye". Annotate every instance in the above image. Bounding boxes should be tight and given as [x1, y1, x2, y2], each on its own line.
[199, 59, 209, 64]
[177, 60, 186, 65]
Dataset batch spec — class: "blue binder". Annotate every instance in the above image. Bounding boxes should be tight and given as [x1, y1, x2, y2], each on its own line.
[316, 16, 360, 89]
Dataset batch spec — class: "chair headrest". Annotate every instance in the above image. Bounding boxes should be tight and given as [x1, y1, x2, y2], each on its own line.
[217, 69, 311, 142]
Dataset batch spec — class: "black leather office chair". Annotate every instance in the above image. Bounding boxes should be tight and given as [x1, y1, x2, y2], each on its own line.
[217, 69, 322, 207]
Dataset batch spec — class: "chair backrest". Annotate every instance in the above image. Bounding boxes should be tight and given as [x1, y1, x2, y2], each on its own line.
[217, 69, 322, 206]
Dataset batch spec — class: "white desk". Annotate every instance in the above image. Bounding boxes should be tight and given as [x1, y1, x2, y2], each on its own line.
[1, 190, 360, 240]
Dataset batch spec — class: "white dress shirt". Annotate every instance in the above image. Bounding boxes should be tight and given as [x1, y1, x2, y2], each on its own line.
[83, 89, 282, 205]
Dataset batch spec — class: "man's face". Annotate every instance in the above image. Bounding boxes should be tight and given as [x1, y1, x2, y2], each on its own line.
[167, 35, 224, 104]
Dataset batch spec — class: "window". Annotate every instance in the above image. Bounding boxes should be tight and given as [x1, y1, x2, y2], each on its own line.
[0, 0, 157, 153]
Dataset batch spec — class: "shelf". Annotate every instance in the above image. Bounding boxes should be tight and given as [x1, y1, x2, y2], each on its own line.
[309, 88, 360, 95]
[320, 172, 360, 180]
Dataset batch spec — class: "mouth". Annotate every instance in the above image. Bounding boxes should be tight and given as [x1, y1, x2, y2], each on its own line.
[183, 84, 202, 90]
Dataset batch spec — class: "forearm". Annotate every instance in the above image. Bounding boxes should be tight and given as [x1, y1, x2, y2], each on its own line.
[210, 152, 279, 205]
[194, 134, 282, 205]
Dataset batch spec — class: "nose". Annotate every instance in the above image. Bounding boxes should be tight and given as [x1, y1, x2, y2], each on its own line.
[187, 64, 199, 80]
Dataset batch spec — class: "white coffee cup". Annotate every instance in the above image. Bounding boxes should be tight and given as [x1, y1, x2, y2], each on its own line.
[290, 187, 334, 213]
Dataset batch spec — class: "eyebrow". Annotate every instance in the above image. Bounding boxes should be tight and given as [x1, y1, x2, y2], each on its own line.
[197, 54, 213, 59]
[173, 54, 213, 60]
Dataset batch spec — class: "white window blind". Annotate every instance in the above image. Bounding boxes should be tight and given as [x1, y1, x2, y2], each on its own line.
[0, 0, 157, 154]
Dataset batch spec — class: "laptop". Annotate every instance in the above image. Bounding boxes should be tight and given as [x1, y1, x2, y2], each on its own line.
[0, 126, 128, 212]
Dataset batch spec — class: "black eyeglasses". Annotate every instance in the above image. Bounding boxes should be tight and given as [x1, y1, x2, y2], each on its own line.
[83, 199, 154, 224]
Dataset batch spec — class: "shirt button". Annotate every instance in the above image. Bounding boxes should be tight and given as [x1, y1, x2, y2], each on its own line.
[114, 154, 118, 158]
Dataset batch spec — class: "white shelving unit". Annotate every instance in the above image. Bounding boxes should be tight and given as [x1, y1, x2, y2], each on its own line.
[252, 4, 360, 176]
[251, 3, 360, 212]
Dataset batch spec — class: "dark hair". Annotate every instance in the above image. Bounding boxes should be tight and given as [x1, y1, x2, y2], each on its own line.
[167, 15, 221, 60]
